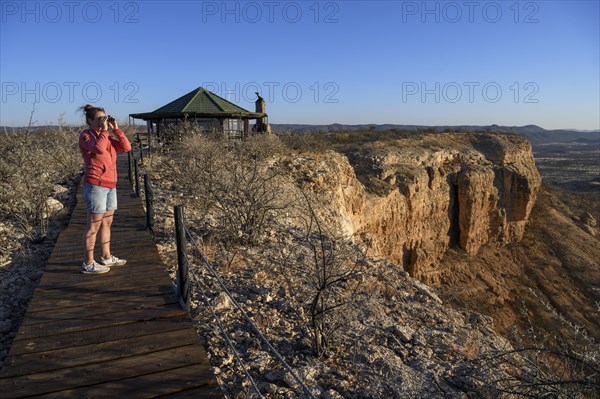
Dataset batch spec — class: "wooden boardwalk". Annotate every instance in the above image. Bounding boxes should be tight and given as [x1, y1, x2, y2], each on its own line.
[0, 154, 221, 398]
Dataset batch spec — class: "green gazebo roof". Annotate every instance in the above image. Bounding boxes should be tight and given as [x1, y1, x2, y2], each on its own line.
[130, 87, 266, 120]
[154, 87, 249, 114]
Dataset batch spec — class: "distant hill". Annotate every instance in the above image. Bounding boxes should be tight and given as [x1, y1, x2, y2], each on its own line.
[270, 123, 600, 146]
[3, 123, 598, 147]
[571, 137, 600, 144]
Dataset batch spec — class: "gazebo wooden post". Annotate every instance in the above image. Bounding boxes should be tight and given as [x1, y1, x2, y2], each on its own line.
[244, 119, 249, 139]
[156, 121, 161, 145]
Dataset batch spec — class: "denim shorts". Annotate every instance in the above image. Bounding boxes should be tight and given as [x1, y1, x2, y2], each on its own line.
[83, 183, 117, 214]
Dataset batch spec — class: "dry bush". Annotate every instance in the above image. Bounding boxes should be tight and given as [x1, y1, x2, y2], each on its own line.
[156, 133, 289, 244]
[274, 192, 366, 358]
[0, 128, 82, 242]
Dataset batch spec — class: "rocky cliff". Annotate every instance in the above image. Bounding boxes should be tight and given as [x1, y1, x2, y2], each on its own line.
[288, 133, 542, 282]
[142, 131, 597, 398]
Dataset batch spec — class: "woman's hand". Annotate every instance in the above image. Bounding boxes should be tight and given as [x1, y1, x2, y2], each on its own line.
[97, 116, 109, 132]
[107, 116, 119, 131]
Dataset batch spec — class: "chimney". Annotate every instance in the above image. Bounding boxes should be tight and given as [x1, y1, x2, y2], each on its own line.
[254, 93, 271, 134]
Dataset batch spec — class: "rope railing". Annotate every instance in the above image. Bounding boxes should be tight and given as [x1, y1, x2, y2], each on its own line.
[128, 159, 251, 390]
[183, 223, 316, 399]
[142, 184, 176, 243]
[182, 248, 265, 399]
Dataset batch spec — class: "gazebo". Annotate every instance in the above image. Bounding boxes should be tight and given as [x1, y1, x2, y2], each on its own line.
[129, 86, 269, 144]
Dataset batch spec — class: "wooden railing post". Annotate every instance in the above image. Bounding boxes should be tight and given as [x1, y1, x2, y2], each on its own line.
[134, 158, 140, 198]
[127, 150, 133, 184]
[143, 174, 154, 232]
[135, 135, 143, 165]
[139, 143, 144, 165]
[174, 205, 189, 309]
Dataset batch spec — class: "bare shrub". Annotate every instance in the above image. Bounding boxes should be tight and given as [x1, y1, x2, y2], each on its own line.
[0, 128, 82, 242]
[155, 133, 289, 244]
[275, 191, 365, 358]
[467, 346, 600, 398]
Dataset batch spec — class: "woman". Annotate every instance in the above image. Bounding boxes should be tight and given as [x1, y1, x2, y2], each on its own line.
[79, 104, 132, 274]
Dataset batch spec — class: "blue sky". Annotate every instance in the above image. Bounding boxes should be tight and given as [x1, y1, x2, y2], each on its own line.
[1, 0, 599, 129]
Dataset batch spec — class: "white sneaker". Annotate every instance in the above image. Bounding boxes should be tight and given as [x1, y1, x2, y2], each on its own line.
[100, 254, 127, 266]
[82, 261, 110, 274]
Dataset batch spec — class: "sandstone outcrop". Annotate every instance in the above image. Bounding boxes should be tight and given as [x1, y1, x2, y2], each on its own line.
[289, 133, 541, 282]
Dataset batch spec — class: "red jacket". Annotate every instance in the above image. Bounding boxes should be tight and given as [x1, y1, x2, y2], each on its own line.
[79, 128, 132, 188]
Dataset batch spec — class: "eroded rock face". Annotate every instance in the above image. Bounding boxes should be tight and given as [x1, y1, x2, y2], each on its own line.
[289, 133, 541, 282]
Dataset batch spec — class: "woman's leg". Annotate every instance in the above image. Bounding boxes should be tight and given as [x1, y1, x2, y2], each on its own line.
[100, 210, 115, 259]
[83, 212, 105, 264]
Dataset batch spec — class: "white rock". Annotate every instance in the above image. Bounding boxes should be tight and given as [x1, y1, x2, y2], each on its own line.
[212, 292, 232, 312]
[52, 184, 69, 201]
[43, 197, 64, 218]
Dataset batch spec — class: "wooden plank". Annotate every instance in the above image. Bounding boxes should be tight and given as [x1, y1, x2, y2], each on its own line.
[27, 279, 174, 304]
[15, 304, 187, 342]
[0, 345, 209, 398]
[25, 286, 175, 313]
[20, 293, 180, 325]
[32, 271, 172, 300]
[25, 291, 175, 314]
[1, 328, 203, 378]
[7, 316, 194, 356]
[156, 383, 224, 398]
[27, 365, 221, 398]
